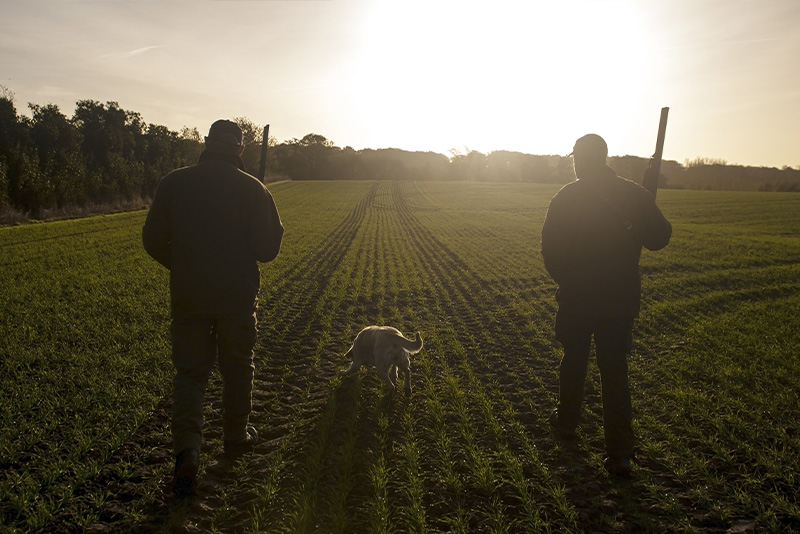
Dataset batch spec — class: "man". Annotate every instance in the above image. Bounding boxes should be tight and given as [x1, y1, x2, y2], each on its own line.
[541, 134, 671, 476]
[142, 119, 283, 497]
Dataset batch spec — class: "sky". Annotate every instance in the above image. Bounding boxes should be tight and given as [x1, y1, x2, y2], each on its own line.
[1, 0, 799, 169]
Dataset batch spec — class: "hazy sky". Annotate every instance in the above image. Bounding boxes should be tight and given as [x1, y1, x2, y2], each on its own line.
[2, 0, 798, 168]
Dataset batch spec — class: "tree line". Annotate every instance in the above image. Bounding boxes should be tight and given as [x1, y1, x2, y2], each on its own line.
[2, 91, 798, 221]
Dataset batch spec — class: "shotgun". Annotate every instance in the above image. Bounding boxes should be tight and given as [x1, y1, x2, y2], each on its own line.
[258, 124, 270, 183]
[642, 107, 669, 199]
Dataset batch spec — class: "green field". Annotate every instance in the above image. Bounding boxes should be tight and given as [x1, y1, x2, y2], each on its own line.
[1, 181, 799, 533]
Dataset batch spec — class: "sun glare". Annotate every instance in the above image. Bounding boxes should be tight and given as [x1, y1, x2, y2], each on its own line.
[351, 1, 651, 156]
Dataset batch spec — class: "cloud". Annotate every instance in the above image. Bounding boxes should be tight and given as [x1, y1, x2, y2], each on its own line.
[99, 45, 163, 61]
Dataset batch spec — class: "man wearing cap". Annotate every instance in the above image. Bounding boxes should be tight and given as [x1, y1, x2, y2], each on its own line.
[142, 119, 283, 497]
[541, 134, 671, 476]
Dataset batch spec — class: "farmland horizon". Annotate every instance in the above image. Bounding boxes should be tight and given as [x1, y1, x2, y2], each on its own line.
[4, 83, 800, 171]
[4, 91, 799, 227]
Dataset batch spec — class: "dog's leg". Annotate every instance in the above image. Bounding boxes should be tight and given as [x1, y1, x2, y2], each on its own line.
[341, 348, 360, 375]
[376, 362, 395, 395]
[342, 362, 360, 375]
[398, 357, 412, 395]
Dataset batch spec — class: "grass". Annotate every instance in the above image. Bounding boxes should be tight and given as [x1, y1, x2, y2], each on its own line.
[1, 182, 799, 533]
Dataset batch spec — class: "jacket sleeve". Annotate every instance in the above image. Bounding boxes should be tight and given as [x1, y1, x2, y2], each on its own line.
[541, 191, 571, 284]
[248, 185, 284, 263]
[141, 178, 172, 270]
[636, 189, 672, 251]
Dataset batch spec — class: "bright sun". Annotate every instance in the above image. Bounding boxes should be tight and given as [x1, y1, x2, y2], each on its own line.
[350, 1, 652, 156]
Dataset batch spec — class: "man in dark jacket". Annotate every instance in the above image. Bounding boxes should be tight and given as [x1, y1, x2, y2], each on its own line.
[541, 134, 671, 476]
[142, 119, 283, 497]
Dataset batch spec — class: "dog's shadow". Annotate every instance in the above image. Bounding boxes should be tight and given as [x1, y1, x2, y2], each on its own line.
[337, 370, 408, 410]
[335, 371, 408, 448]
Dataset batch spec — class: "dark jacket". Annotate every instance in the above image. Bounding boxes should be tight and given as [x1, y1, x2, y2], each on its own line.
[541, 165, 671, 317]
[142, 151, 284, 317]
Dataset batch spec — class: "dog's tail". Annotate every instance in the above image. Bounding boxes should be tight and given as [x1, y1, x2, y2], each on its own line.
[397, 331, 423, 353]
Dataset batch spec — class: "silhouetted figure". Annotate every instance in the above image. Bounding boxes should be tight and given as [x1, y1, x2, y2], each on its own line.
[542, 134, 671, 476]
[142, 120, 283, 497]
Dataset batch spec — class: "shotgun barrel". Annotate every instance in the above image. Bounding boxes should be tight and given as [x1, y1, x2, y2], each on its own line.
[258, 124, 270, 183]
[642, 107, 669, 199]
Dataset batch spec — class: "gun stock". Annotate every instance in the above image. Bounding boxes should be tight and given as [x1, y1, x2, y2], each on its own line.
[258, 124, 270, 184]
[642, 107, 669, 199]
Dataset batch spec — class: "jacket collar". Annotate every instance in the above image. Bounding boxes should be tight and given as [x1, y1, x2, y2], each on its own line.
[198, 148, 247, 172]
[576, 163, 617, 183]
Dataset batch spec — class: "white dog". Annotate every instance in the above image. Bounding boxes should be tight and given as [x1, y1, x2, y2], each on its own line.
[341, 326, 423, 395]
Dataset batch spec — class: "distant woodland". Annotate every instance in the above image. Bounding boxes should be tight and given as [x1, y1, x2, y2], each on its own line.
[1, 93, 798, 221]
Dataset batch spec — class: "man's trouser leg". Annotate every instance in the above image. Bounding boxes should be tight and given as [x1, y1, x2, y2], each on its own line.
[555, 312, 593, 430]
[594, 318, 635, 458]
[216, 313, 257, 443]
[171, 317, 217, 454]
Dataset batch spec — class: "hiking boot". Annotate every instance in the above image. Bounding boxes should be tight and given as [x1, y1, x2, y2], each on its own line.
[605, 456, 632, 477]
[171, 448, 199, 498]
[548, 409, 577, 440]
[224, 425, 258, 459]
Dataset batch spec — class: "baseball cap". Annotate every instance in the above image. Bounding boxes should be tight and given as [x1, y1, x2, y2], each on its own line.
[568, 134, 608, 160]
[205, 119, 243, 146]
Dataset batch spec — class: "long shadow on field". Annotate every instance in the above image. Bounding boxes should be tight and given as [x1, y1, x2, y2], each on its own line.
[542, 420, 669, 532]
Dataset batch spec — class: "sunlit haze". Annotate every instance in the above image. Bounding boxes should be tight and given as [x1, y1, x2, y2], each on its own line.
[2, 0, 798, 168]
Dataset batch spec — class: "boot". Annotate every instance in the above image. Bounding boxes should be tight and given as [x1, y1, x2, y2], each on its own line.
[224, 425, 258, 459]
[171, 448, 199, 498]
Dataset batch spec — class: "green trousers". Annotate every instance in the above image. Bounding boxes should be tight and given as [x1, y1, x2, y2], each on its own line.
[555, 311, 635, 458]
[170, 313, 257, 454]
